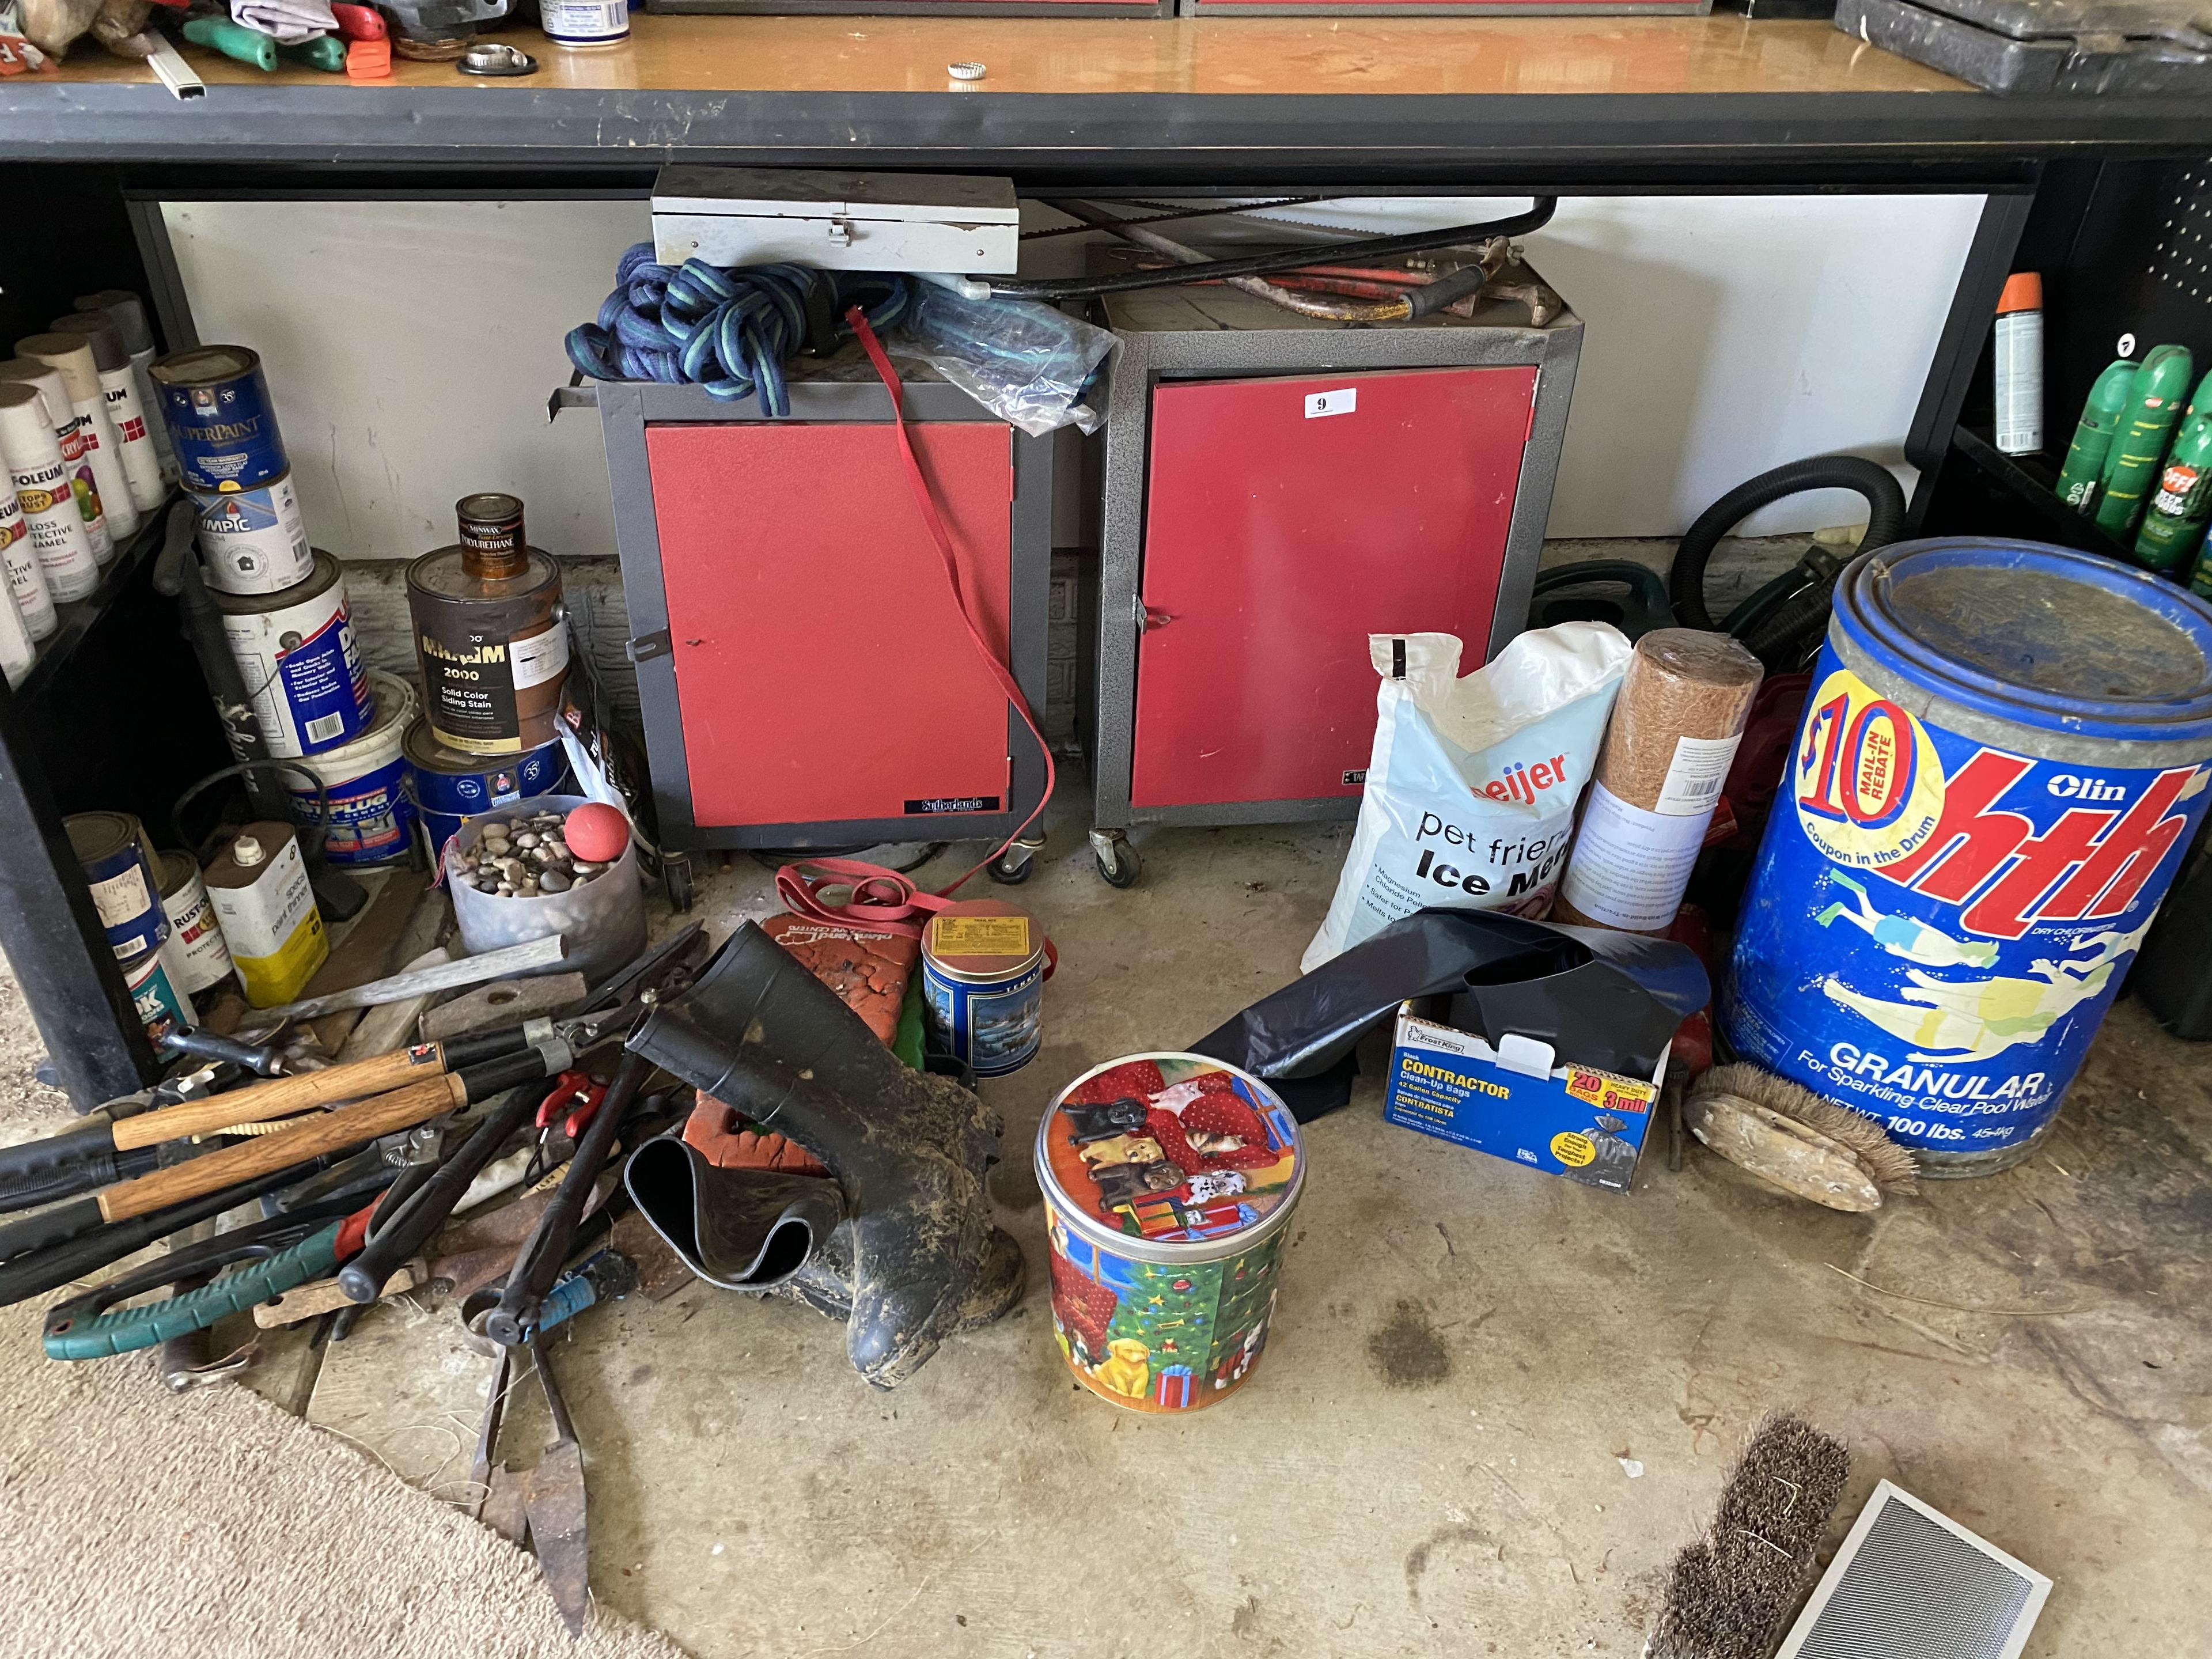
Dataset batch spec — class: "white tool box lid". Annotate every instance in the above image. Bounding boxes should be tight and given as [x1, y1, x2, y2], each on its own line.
[652, 168, 1020, 226]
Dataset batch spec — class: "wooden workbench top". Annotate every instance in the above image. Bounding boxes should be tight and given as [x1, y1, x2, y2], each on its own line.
[46, 14, 1958, 97]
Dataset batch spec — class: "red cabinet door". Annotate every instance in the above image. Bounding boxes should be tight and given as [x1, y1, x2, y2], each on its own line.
[1130, 366, 1536, 810]
[646, 421, 1014, 827]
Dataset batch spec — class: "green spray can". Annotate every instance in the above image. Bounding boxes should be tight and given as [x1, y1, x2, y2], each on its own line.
[2187, 526, 2212, 597]
[2135, 371, 2212, 570]
[2095, 344, 2195, 538]
[2054, 358, 2139, 512]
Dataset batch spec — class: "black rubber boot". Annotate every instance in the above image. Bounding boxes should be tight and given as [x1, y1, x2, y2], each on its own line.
[626, 923, 1020, 1389]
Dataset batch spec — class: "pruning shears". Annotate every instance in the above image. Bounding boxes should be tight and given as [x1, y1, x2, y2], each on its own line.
[41, 1193, 380, 1361]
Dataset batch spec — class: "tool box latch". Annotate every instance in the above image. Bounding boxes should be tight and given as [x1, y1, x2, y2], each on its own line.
[626, 630, 673, 664]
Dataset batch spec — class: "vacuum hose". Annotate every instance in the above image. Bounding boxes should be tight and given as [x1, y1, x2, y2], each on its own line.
[1669, 456, 1908, 670]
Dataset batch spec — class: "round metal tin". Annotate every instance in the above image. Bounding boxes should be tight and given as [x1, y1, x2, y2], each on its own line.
[154, 848, 236, 997]
[213, 550, 372, 759]
[65, 810, 166, 961]
[1038, 1053, 1305, 1412]
[150, 344, 287, 494]
[921, 899, 1045, 1077]
[124, 944, 194, 1041]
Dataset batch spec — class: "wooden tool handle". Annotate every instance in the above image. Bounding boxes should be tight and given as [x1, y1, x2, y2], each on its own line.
[111, 1044, 449, 1152]
[99, 1075, 464, 1224]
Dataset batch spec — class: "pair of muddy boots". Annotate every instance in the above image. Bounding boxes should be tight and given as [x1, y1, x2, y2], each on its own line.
[624, 922, 1023, 1388]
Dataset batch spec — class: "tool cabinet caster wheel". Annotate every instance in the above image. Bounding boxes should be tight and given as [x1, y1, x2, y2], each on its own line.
[662, 854, 695, 912]
[1093, 839, 1140, 889]
[988, 849, 1036, 885]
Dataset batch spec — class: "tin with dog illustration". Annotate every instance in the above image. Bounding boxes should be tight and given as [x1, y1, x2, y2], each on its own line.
[1724, 539, 2212, 1177]
[921, 900, 1047, 1077]
[1037, 1053, 1304, 1413]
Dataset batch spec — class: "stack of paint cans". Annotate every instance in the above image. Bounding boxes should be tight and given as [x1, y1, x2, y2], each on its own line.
[154, 347, 374, 770]
[66, 811, 196, 1040]
[404, 493, 574, 855]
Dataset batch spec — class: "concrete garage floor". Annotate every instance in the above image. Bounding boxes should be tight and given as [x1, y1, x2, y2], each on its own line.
[285, 803, 2207, 1657]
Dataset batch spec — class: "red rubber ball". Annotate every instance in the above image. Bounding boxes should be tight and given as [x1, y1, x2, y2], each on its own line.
[563, 802, 630, 863]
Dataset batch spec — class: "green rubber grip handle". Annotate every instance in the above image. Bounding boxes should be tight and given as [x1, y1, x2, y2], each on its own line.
[278, 35, 346, 71]
[43, 1222, 340, 1360]
[181, 16, 279, 72]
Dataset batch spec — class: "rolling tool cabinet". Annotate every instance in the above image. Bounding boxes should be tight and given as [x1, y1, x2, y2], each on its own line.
[1079, 262, 1581, 886]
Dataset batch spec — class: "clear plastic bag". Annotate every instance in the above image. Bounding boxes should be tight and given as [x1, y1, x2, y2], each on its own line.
[891, 282, 1117, 437]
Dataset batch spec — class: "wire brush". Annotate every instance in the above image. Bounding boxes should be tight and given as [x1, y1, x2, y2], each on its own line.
[566, 243, 912, 415]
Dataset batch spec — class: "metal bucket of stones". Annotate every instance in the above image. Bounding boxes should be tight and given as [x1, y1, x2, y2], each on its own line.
[445, 793, 647, 987]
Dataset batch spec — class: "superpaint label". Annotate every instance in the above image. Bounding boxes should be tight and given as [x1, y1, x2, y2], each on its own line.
[1724, 657, 2211, 1154]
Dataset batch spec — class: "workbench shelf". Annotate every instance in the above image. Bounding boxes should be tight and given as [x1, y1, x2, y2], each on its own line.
[11, 497, 179, 708]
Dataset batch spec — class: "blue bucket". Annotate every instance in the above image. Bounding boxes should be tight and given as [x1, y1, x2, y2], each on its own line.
[403, 718, 569, 857]
[1723, 539, 2212, 1175]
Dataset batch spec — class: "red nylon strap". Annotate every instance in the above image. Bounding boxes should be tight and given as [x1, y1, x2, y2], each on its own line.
[772, 309, 1056, 978]
[334, 1197, 380, 1261]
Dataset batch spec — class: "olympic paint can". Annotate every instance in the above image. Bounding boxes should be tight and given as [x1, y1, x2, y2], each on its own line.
[214, 551, 372, 759]
[64, 810, 167, 960]
[540, 0, 629, 44]
[153, 848, 236, 997]
[192, 469, 313, 595]
[402, 717, 570, 855]
[1037, 1054, 1305, 1414]
[920, 900, 1046, 1077]
[1723, 538, 2212, 1177]
[122, 943, 194, 1043]
[288, 671, 419, 866]
[150, 344, 287, 494]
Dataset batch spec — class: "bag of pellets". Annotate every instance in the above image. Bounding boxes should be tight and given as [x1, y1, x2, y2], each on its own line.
[1304, 626, 1633, 972]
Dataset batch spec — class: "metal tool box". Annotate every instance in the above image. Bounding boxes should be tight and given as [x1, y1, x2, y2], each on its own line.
[586, 354, 1051, 908]
[1181, 0, 1706, 16]
[647, 0, 1172, 18]
[1079, 256, 1581, 887]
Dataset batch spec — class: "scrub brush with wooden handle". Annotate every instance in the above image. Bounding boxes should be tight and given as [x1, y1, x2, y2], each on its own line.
[1685, 1063, 1918, 1213]
[1646, 1412, 1851, 1659]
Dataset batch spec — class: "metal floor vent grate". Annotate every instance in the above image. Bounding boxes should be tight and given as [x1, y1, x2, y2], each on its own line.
[1775, 1480, 2051, 1659]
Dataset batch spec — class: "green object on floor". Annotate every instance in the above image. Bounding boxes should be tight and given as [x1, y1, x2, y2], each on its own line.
[894, 972, 927, 1072]
[180, 14, 279, 71]
[2095, 344, 2195, 539]
[2053, 358, 2138, 513]
[278, 34, 347, 71]
[2135, 371, 2212, 571]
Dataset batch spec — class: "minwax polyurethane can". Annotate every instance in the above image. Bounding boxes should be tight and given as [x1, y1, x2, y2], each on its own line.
[1038, 1054, 1304, 1414]
[1724, 539, 2212, 1176]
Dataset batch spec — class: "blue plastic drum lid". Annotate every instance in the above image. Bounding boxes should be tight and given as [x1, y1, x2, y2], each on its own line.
[1725, 537, 2212, 1175]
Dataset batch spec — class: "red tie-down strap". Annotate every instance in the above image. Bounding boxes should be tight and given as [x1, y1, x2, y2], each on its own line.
[772, 310, 1058, 980]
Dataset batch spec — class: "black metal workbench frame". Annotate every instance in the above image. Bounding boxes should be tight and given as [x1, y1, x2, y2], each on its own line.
[2, 40, 2209, 1106]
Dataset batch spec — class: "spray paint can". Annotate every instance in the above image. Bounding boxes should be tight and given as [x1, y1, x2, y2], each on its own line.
[123, 945, 195, 1042]
[151, 346, 287, 495]
[203, 820, 327, 1007]
[74, 291, 177, 485]
[0, 384, 103, 603]
[47, 314, 166, 517]
[214, 550, 372, 757]
[0, 509, 34, 685]
[191, 469, 314, 594]
[287, 670, 419, 865]
[0, 359, 111, 567]
[2054, 358, 2138, 513]
[1992, 272, 2043, 456]
[2094, 344, 2195, 539]
[407, 493, 570, 756]
[154, 848, 236, 997]
[14, 334, 142, 545]
[2134, 371, 2212, 573]
[64, 810, 168, 960]
[541, 0, 629, 44]
[0, 483, 54, 645]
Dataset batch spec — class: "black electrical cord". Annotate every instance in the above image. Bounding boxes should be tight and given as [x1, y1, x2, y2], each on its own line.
[172, 757, 330, 863]
[1670, 456, 1907, 632]
[981, 198, 1560, 302]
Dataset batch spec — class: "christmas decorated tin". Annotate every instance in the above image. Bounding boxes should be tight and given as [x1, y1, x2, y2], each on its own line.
[1036, 1052, 1305, 1413]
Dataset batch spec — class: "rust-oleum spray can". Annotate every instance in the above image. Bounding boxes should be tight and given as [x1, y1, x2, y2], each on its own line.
[407, 494, 569, 756]
[2136, 370, 2212, 572]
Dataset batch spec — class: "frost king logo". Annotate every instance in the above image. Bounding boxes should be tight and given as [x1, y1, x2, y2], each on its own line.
[1796, 668, 2207, 940]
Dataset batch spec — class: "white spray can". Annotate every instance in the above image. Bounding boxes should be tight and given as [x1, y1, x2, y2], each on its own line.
[0, 491, 37, 685]
[74, 291, 177, 486]
[0, 358, 112, 564]
[16, 334, 141, 545]
[0, 384, 103, 603]
[0, 484, 56, 643]
[48, 315, 165, 516]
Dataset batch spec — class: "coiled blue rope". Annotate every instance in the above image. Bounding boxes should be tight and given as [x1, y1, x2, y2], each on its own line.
[566, 243, 914, 416]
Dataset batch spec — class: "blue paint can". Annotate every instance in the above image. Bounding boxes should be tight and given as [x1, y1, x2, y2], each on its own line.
[124, 943, 195, 1041]
[290, 671, 419, 866]
[150, 344, 286, 493]
[403, 717, 570, 857]
[1723, 539, 2212, 1176]
[921, 900, 1047, 1078]
[65, 810, 167, 961]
